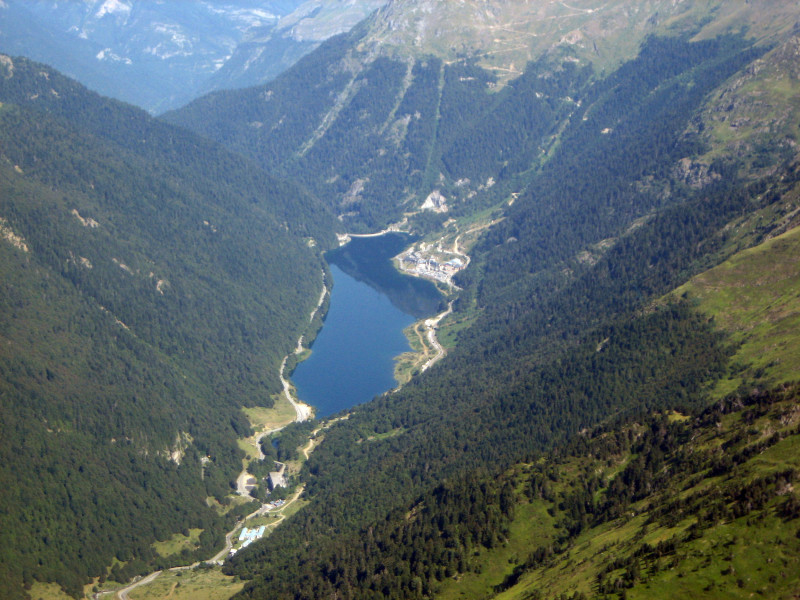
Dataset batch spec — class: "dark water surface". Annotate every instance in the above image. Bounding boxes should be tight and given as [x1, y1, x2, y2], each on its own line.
[292, 234, 442, 417]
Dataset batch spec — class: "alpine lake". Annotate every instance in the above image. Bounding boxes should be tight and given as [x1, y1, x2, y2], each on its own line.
[291, 233, 444, 418]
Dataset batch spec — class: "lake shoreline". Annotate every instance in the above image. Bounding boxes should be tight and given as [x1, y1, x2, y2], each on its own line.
[291, 233, 442, 418]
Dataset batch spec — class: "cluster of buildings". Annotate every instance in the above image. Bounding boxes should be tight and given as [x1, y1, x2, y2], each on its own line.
[234, 526, 267, 554]
[228, 497, 289, 558]
[401, 252, 464, 283]
[263, 498, 286, 510]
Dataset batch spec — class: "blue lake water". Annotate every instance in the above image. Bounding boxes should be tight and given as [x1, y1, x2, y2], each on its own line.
[292, 233, 443, 418]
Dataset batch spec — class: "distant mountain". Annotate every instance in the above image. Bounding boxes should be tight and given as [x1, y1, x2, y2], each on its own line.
[0, 0, 385, 113]
[0, 54, 334, 598]
[199, 0, 388, 100]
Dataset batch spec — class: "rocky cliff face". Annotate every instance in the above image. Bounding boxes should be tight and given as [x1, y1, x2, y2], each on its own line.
[200, 0, 386, 98]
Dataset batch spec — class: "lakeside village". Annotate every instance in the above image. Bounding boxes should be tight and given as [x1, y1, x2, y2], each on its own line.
[397, 247, 464, 285]
[396, 191, 467, 286]
[337, 190, 474, 286]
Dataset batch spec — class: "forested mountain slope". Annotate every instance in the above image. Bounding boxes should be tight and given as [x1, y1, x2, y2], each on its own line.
[0, 56, 335, 598]
[239, 386, 800, 599]
[163, 2, 800, 598]
[165, 0, 799, 231]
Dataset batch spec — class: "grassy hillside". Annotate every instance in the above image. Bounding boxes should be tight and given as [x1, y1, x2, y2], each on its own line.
[674, 225, 800, 396]
[473, 386, 800, 600]
[448, 224, 800, 600]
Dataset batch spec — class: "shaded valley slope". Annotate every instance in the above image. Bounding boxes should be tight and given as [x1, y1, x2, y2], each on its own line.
[0, 54, 335, 598]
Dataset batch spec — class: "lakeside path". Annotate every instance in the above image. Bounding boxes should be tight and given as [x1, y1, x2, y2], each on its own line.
[421, 302, 453, 372]
[281, 270, 327, 423]
[336, 217, 409, 246]
[280, 355, 313, 423]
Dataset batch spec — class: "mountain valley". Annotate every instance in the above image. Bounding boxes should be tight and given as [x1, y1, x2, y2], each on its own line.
[2, 1, 800, 599]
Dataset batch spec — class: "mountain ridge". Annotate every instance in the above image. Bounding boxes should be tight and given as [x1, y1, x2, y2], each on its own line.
[165, 0, 799, 233]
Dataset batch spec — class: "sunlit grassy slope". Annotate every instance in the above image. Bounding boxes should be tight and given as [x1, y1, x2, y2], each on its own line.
[127, 568, 244, 600]
[431, 390, 800, 600]
[674, 225, 800, 396]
